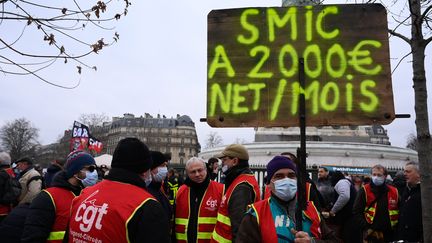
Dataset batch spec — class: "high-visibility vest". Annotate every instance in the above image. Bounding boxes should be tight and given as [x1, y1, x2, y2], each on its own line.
[211, 174, 260, 243]
[69, 180, 157, 243]
[250, 197, 322, 243]
[168, 180, 180, 205]
[363, 184, 399, 227]
[175, 181, 224, 242]
[45, 187, 77, 243]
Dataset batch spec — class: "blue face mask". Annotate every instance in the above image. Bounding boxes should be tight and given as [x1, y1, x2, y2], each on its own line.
[372, 176, 385, 186]
[82, 170, 99, 187]
[153, 166, 168, 182]
[273, 177, 297, 201]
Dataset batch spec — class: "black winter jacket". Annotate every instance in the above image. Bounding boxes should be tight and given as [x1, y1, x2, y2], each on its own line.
[0, 203, 31, 243]
[397, 183, 423, 242]
[21, 171, 82, 242]
[147, 180, 172, 224]
[223, 164, 258, 242]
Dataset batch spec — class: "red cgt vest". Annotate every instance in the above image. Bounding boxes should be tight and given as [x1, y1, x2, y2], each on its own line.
[175, 180, 224, 242]
[68, 180, 157, 243]
[363, 184, 399, 228]
[45, 187, 77, 243]
[211, 174, 260, 243]
[250, 197, 322, 243]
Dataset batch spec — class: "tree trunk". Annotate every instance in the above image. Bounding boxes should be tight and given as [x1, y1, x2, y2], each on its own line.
[410, 1, 432, 242]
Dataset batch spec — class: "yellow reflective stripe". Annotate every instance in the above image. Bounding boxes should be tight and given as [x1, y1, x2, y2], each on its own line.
[197, 232, 212, 239]
[216, 213, 231, 226]
[175, 218, 188, 226]
[389, 210, 398, 216]
[198, 217, 217, 224]
[212, 230, 232, 243]
[47, 231, 65, 240]
[368, 207, 376, 212]
[175, 233, 187, 240]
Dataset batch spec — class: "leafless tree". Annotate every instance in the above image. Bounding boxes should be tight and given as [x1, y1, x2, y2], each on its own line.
[78, 113, 110, 127]
[0, 118, 40, 161]
[384, 1, 432, 240]
[406, 132, 418, 151]
[0, 0, 131, 89]
[205, 131, 223, 149]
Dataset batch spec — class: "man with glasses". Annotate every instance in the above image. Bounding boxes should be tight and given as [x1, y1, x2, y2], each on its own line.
[21, 150, 96, 242]
[237, 156, 339, 243]
[175, 157, 224, 242]
[211, 144, 260, 243]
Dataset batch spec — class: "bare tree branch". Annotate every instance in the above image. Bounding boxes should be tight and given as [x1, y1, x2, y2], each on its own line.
[0, 0, 131, 88]
[420, 4, 432, 24]
[388, 28, 411, 44]
[0, 54, 81, 89]
[391, 51, 412, 74]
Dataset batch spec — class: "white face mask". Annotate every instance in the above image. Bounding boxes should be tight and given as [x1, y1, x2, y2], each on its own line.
[372, 176, 385, 186]
[82, 170, 99, 187]
[273, 178, 297, 201]
[153, 166, 168, 182]
[221, 165, 229, 173]
[144, 170, 152, 186]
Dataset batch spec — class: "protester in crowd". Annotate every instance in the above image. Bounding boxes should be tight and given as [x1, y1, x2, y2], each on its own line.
[237, 155, 341, 243]
[392, 170, 406, 196]
[396, 161, 423, 242]
[147, 151, 172, 225]
[166, 168, 183, 205]
[21, 151, 96, 242]
[0, 203, 31, 243]
[211, 144, 260, 242]
[175, 157, 224, 242]
[317, 167, 334, 211]
[352, 175, 364, 191]
[97, 164, 110, 180]
[15, 158, 43, 204]
[353, 164, 399, 243]
[207, 157, 219, 181]
[44, 159, 65, 188]
[324, 171, 357, 242]
[66, 138, 170, 243]
[0, 151, 14, 222]
[281, 152, 324, 211]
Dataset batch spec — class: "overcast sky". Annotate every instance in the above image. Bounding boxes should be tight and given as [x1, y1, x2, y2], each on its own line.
[1, 0, 430, 149]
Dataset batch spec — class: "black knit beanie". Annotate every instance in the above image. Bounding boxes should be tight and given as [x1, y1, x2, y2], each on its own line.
[111, 137, 153, 174]
[150, 151, 167, 169]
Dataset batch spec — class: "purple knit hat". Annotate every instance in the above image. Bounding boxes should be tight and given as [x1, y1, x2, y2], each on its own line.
[266, 156, 297, 184]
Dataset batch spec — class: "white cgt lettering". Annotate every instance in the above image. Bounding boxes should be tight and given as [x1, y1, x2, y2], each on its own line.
[74, 194, 109, 233]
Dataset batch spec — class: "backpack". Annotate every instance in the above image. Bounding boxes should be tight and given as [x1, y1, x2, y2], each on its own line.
[1, 173, 22, 204]
[26, 175, 46, 190]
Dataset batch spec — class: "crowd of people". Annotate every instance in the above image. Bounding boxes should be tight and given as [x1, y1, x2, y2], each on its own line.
[0, 139, 424, 242]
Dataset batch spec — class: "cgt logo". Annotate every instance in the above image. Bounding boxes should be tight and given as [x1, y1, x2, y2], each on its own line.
[206, 197, 218, 210]
[74, 190, 109, 233]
